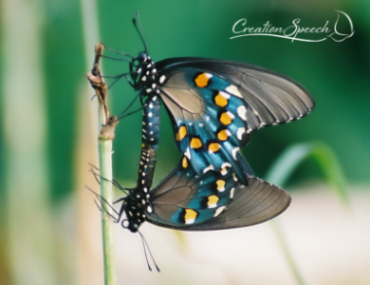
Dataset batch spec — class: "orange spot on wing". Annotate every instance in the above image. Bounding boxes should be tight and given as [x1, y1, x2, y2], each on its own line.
[207, 195, 219, 208]
[190, 137, 202, 149]
[220, 166, 228, 175]
[216, 180, 226, 191]
[194, 73, 210, 88]
[176, 125, 187, 141]
[184, 209, 198, 224]
[220, 112, 233, 125]
[208, 143, 221, 153]
[214, 92, 228, 107]
[217, 129, 229, 141]
[182, 156, 188, 169]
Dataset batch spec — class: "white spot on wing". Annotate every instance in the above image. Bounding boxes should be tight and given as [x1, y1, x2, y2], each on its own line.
[208, 202, 217, 209]
[219, 91, 230, 99]
[226, 111, 235, 119]
[230, 187, 235, 199]
[203, 165, 214, 173]
[232, 147, 240, 160]
[214, 206, 225, 217]
[221, 162, 232, 169]
[237, 127, 245, 140]
[225, 85, 242, 98]
[184, 147, 191, 159]
[237, 105, 247, 121]
[185, 218, 195, 224]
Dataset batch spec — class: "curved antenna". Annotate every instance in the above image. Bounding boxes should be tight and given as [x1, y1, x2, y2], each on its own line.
[101, 55, 131, 62]
[102, 43, 134, 59]
[133, 11, 148, 53]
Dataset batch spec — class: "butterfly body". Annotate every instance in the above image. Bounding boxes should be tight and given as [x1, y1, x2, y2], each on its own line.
[124, 94, 160, 232]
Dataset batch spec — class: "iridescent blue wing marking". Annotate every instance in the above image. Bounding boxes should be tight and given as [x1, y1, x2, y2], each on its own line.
[155, 58, 315, 184]
[145, 155, 291, 230]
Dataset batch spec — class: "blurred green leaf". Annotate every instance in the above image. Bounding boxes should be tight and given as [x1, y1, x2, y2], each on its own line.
[265, 142, 348, 205]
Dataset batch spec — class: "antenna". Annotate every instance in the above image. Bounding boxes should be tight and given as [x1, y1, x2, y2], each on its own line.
[102, 43, 134, 59]
[133, 11, 148, 53]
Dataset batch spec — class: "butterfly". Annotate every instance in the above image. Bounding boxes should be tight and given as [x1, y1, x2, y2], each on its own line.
[102, 13, 314, 233]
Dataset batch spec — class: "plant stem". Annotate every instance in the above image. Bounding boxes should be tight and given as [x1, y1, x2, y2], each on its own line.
[270, 220, 306, 285]
[98, 138, 116, 285]
[87, 44, 117, 285]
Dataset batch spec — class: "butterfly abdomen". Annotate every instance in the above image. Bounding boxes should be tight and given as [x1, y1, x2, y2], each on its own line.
[125, 143, 156, 233]
[141, 95, 161, 148]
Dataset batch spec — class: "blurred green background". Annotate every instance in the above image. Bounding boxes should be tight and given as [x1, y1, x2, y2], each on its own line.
[1, 0, 369, 284]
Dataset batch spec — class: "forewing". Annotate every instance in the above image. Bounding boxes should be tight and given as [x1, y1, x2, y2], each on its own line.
[156, 57, 314, 184]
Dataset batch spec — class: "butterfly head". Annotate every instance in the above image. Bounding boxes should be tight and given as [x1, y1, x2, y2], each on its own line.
[137, 51, 149, 63]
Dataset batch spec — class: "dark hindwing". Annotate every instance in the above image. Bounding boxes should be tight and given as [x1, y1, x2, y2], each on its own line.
[145, 155, 291, 231]
[155, 58, 315, 184]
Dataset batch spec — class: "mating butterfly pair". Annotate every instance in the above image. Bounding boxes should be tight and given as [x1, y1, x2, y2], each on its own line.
[105, 15, 314, 234]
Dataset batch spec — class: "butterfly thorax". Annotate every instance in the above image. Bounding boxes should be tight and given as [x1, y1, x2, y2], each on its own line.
[131, 52, 161, 95]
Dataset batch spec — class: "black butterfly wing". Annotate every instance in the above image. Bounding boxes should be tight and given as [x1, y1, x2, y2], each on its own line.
[145, 155, 291, 231]
[155, 58, 315, 184]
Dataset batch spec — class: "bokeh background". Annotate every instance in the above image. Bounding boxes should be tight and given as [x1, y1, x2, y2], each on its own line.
[0, 0, 369, 284]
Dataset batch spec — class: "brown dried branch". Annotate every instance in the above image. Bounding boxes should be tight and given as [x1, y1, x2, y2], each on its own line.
[86, 43, 118, 140]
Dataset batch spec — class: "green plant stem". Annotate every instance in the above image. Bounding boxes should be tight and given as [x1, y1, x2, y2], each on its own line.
[98, 136, 116, 285]
[91, 49, 117, 285]
[270, 220, 306, 285]
[266, 141, 348, 285]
